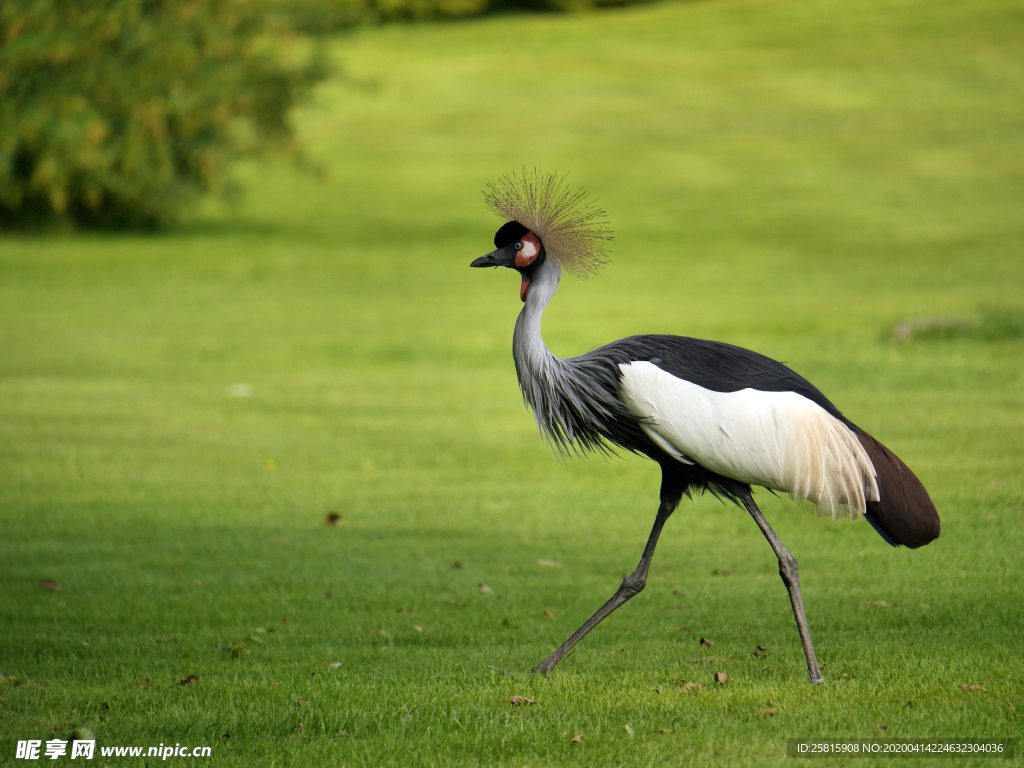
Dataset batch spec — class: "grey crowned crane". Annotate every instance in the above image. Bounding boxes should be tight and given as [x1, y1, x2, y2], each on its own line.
[470, 171, 940, 683]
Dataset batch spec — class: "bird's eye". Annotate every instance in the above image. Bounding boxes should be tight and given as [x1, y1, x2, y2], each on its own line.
[514, 242, 522, 251]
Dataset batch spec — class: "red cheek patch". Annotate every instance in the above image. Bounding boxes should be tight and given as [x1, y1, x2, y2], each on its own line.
[515, 232, 540, 267]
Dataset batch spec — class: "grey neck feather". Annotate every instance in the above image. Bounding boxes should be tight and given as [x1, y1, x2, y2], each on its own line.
[512, 258, 646, 456]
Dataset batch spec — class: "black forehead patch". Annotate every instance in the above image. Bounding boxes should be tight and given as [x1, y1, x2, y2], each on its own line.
[494, 220, 529, 248]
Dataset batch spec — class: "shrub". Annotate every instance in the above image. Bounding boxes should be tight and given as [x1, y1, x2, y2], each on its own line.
[0, 0, 326, 229]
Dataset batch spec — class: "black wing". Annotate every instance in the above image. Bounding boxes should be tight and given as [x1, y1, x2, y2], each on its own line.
[587, 334, 857, 431]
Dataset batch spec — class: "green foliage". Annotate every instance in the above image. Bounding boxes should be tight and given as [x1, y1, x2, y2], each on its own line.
[0, 0, 325, 229]
[269, 0, 647, 36]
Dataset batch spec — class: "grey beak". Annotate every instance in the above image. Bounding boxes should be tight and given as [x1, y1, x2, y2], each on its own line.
[471, 246, 517, 269]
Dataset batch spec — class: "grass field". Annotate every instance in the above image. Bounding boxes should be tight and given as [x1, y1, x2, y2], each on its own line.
[2, 0, 1023, 764]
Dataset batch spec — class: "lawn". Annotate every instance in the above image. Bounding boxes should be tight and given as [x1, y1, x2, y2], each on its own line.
[1, 0, 1023, 764]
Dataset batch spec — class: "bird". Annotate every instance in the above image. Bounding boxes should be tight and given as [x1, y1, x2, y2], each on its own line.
[470, 170, 940, 683]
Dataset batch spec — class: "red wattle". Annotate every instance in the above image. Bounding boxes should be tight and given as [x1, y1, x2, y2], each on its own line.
[520, 280, 530, 302]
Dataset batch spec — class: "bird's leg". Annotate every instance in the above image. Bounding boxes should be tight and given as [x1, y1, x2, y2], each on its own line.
[740, 492, 824, 684]
[532, 499, 675, 674]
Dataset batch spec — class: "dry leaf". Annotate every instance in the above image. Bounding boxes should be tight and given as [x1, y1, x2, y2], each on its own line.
[672, 589, 685, 596]
[509, 695, 535, 706]
[478, 583, 492, 594]
[325, 512, 342, 527]
[652, 728, 674, 734]
[714, 672, 728, 686]
[328, 663, 342, 669]
[758, 708, 775, 716]
[875, 726, 888, 733]
[960, 684, 988, 692]
[296, 723, 305, 735]
[395, 607, 405, 614]
[570, 733, 583, 744]
[752, 645, 768, 657]
[678, 626, 692, 633]
[711, 568, 735, 576]
[677, 681, 701, 693]
[543, 609, 555, 620]
[220, 734, 230, 740]
[863, 601, 889, 608]
[450, 561, 462, 570]
[0, 675, 21, 687]
[624, 724, 635, 738]
[699, 637, 715, 647]
[179, 675, 198, 686]
[537, 559, 562, 568]
[412, 625, 423, 632]
[295, 700, 310, 707]
[39, 579, 61, 592]
[838, 674, 853, 681]
[138, 679, 154, 688]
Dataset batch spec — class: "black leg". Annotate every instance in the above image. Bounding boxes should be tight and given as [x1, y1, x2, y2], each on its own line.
[740, 492, 824, 683]
[533, 496, 677, 674]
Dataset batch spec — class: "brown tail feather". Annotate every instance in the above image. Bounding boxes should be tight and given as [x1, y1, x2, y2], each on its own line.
[858, 432, 940, 548]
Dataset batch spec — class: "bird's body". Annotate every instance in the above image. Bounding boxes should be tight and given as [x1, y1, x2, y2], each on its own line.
[473, 171, 940, 681]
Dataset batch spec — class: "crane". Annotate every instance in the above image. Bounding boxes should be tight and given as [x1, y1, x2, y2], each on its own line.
[470, 171, 940, 683]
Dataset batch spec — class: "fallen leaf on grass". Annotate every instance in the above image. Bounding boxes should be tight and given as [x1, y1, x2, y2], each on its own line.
[295, 700, 310, 707]
[0, 674, 22, 687]
[395, 607, 405, 614]
[699, 637, 715, 647]
[960, 685, 987, 692]
[676, 681, 701, 693]
[711, 568, 735, 576]
[39, 579, 61, 592]
[478, 583, 492, 594]
[543, 609, 555, 620]
[652, 728, 674, 734]
[838, 674, 853, 681]
[324, 512, 342, 527]
[138, 679, 154, 688]
[509, 696, 535, 706]
[537, 559, 562, 568]
[449, 561, 462, 570]
[412, 625, 423, 632]
[71, 728, 94, 741]
[758, 708, 775, 716]
[714, 672, 728, 686]
[220, 734, 230, 740]
[678, 626, 692, 633]
[570, 733, 582, 744]
[296, 723, 305, 735]
[328, 663, 342, 669]
[179, 675, 198, 686]
[672, 589, 685, 596]
[875, 726, 887, 733]
[624, 724, 635, 738]
[863, 601, 890, 608]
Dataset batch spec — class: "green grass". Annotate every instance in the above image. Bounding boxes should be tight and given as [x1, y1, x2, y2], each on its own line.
[2, 0, 1023, 764]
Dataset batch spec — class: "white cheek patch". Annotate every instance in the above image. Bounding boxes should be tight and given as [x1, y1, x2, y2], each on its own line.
[520, 240, 538, 259]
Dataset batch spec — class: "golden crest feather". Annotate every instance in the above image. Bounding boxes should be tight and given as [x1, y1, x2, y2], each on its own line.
[484, 169, 613, 277]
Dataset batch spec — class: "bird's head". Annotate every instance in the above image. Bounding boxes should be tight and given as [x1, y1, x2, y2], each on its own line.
[471, 170, 613, 301]
[470, 220, 546, 303]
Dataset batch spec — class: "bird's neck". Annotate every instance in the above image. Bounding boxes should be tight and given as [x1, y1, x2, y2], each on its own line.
[513, 259, 562, 376]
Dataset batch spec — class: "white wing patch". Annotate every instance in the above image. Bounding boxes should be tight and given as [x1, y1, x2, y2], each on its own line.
[618, 361, 879, 519]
